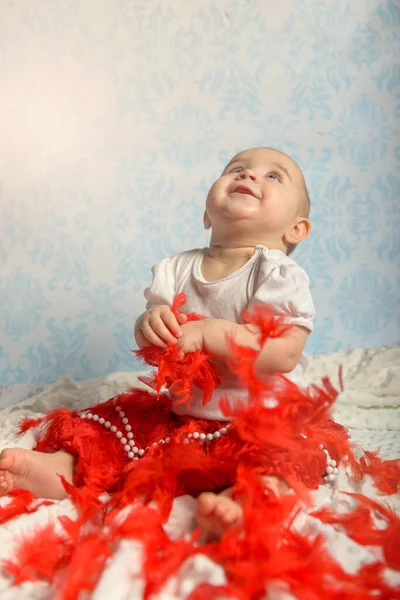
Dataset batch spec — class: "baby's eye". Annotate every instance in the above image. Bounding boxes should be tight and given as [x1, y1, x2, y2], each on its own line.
[266, 172, 280, 181]
[230, 166, 244, 173]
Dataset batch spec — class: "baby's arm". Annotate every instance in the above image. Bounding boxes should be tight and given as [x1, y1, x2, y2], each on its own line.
[200, 319, 308, 375]
[191, 258, 313, 375]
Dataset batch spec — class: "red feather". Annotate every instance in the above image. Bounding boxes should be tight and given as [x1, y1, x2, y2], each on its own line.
[359, 450, 400, 495]
[17, 416, 44, 436]
[2, 523, 70, 583]
[0, 489, 53, 525]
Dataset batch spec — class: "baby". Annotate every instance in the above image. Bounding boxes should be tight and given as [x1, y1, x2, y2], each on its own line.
[0, 147, 313, 538]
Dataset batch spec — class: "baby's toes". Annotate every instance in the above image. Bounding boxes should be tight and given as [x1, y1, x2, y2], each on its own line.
[214, 501, 230, 518]
[222, 506, 240, 525]
[0, 452, 14, 471]
[197, 492, 218, 517]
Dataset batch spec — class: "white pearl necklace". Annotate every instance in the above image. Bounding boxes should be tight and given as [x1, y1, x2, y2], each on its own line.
[79, 403, 339, 482]
[320, 444, 339, 482]
[80, 403, 233, 462]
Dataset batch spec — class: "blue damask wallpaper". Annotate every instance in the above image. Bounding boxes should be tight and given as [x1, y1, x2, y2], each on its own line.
[0, 0, 399, 384]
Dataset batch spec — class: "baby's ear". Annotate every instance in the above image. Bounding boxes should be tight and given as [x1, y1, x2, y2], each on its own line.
[203, 211, 212, 230]
[284, 217, 311, 245]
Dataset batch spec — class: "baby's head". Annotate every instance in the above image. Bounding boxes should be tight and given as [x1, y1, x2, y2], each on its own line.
[204, 147, 311, 255]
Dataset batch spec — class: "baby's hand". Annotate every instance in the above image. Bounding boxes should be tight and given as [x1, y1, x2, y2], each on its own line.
[177, 321, 205, 356]
[136, 305, 187, 348]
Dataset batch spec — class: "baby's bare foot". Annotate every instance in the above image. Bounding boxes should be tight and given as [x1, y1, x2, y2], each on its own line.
[197, 489, 243, 538]
[0, 448, 74, 500]
[197, 476, 290, 539]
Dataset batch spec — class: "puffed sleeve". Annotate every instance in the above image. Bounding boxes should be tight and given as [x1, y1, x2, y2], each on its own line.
[250, 258, 315, 332]
[144, 257, 176, 309]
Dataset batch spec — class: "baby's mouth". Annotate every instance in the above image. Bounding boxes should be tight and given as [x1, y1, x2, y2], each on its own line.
[231, 185, 258, 198]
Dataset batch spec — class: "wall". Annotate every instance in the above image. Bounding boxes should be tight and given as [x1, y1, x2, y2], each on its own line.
[0, 0, 399, 384]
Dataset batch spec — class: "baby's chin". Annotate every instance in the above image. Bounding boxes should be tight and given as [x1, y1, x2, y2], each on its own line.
[221, 198, 259, 217]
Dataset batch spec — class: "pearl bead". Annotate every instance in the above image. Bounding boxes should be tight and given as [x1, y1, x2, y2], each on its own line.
[329, 459, 337, 468]
[323, 449, 329, 455]
[333, 467, 339, 475]
[326, 466, 333, 474]
[327, 474, 335, 482]
[81, 410, 239, 464]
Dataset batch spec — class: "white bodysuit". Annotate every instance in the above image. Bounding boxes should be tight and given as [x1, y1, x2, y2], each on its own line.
[144, 245, 315, 421]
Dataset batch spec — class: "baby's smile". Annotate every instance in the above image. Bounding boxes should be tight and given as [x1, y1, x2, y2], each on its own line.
[229, 184, 259, 199]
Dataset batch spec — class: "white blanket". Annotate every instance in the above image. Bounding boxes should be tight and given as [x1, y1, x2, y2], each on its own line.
[1, 345, 399, 599]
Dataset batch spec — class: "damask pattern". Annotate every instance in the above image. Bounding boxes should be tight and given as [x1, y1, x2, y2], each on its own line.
[0, 0, 399, 383]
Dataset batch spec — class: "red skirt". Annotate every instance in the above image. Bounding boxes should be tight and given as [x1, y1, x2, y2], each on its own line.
[20, 376, 348, 510]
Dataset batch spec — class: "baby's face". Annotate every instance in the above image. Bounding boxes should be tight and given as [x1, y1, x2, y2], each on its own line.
[205, 147, 306, 246]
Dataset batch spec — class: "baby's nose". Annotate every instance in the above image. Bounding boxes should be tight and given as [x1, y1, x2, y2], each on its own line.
[239, 169, 257, 180]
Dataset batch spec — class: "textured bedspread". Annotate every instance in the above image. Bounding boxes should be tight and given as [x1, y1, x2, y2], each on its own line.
[0, 345, 399, 599]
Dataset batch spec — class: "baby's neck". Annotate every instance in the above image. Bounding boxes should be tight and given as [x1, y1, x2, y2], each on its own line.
[207, 245, 256, 262]
[209, 232, 288, 256]
[202, 241, 288, 282]
[201, 245, 258, 282]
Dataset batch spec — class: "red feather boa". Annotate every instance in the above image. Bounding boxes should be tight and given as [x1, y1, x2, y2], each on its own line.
[0, 295, 399, 599]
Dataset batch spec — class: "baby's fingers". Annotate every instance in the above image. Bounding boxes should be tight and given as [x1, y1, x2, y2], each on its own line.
[151, 316, 178, 345]
[176, 312, 188, 325]
[140, 322, 168, 348]
[161, 310, 183, 339]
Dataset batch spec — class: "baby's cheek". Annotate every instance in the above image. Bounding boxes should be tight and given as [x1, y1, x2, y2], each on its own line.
[206, 180, 226, 208]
